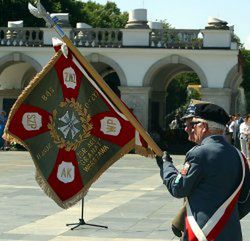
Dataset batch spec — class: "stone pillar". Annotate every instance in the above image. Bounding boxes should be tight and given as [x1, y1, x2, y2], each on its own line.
[119, 87, 151, 129]
[0, 97, 3, 110]
[42, 13, 71, 45]
[125, 9, 149, 29]
[202, 29, 232, 48]
[121, 29, 150, 46]
[49, 13, 71, 28]
[200, 88, 232, 113]
[123, 8, 150, 47]
[42, 27, 72, 45]
[148, 21, 163, 29]
[150, 91, 167, 130]
[231, 87, 246, 115]
[6, 21, 24, 41]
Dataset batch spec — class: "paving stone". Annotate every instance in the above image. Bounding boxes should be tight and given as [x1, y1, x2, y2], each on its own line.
[0, 152, 249, 241]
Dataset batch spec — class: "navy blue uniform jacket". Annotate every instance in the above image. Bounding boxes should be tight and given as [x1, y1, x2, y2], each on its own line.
[162, 135, 250, 241]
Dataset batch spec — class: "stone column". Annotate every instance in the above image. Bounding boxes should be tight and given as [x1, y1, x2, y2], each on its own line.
[200, 88, 232, 113]
[42, 28, 72, 45]
[150, 91, 167, 130]
[202, 29, 232, 48]
[0, 97, 3, 110]
[42, 13, 72, 45]
[119, 86, 151, 129]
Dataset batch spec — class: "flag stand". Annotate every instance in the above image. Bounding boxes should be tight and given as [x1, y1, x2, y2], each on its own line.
[66, 198, 108, 230]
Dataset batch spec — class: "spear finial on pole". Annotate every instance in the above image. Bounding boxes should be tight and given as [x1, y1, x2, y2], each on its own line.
[28, 0, 65, 37]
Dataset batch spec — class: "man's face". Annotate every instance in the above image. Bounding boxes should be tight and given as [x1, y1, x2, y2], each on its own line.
[184, 118, 195, 143]
[191, 120, 208, 144]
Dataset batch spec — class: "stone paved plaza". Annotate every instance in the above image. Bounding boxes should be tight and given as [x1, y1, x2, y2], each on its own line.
[0, 151, 249, 241]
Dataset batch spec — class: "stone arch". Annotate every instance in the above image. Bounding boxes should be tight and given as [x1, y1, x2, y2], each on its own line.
[223, 64, 242, 90]
[163, 67, 193, 90]
[0, 52, 42, 75]
[21, 67, 37, 89]
[143, 55, 208, 88]
[86, 53, 127, 86]
[224, 64, 244, 114]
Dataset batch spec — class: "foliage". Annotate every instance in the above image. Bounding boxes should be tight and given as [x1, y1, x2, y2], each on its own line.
[165, 72, 200, 114]
[82, 1, 128, 28]
[232, 34, 244, 49]
[0, 0, 128, 28]
[240, 50, 250, 112]
[159, 19, 172, 30]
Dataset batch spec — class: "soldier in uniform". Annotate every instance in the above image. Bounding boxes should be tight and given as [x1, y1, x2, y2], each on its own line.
[156, 103, 250, 241]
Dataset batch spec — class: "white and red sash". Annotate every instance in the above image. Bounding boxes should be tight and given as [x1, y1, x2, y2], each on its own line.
[185, 150, 247, 241]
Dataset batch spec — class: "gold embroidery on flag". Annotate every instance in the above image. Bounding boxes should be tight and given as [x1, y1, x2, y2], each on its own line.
[48, 98, 92, 151]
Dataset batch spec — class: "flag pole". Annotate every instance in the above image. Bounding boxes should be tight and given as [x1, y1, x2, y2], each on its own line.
[28, 1, 163, 156]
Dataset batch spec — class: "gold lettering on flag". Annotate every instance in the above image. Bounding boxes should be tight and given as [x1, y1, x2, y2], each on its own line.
[22, 112, 42, 131]
[41, 87, 55, 102]
[84, 90, 99, 109]
[100, 117, 121, 136]
[36, 142, 52, 160]
[78, 137, 110, 172]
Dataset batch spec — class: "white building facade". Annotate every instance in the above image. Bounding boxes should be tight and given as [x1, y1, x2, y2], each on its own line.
[0, 10, 243, 130]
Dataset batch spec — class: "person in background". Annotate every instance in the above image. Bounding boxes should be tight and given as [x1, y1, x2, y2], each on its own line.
[0, 110, 7, 150]
[239, 114, 250, 160]
[227, 115, 235, 144]
[234, 114, 244, 149]
[156, 103, 250, 241]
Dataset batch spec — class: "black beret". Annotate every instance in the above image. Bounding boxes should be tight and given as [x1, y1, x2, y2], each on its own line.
[181, 104, 196, 120]
[193, 103, 230, 126]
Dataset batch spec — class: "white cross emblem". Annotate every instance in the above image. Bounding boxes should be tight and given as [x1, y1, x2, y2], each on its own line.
[58, 111, 80, 139]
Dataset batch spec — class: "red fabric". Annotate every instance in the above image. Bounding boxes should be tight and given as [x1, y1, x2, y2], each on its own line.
[48, 148, 83, 201]
[241, 152, 249, 169]
[206, 191, 241, 241]
[187, 152, 245, 241]
[8, 104, 51, 140]
[185, 216, 199, 241]
[53, 45, 61, 53]
[139, 133, 148, 147]
[54, 54, 82, 101]
[90, 111, 135, 147]
[206, 152, 246, 240]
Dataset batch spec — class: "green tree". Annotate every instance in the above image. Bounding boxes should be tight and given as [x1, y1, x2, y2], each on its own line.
[0, 0, 128, 28]
[240, 50, 250, 112]
[159, 19, 172, 30]
[232, 34, 244, 49]
[165, 72, 200, 115]
[81, 1, 128, 28]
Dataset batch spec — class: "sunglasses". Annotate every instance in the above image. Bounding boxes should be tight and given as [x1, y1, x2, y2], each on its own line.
[185, 121, 202, 128]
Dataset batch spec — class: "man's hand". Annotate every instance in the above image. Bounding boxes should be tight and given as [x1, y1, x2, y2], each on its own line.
[162, 151, 173, 163]
[155, 151, 172, 168]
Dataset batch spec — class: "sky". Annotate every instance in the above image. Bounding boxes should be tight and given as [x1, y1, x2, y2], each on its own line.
[82, 0, 250, 49]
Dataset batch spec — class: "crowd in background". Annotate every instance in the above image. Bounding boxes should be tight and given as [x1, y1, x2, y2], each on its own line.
[226, 114, 250, 160]
[167, 111, 250, 160]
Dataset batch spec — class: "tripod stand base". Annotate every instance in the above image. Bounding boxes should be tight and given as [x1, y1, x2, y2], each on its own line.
[66, 218, 108, 230]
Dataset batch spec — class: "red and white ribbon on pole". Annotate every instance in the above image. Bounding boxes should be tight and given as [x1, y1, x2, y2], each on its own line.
[185, 149, 246, 241]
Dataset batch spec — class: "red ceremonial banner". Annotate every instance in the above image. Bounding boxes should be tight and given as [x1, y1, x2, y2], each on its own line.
[4, 39, 154, 208]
